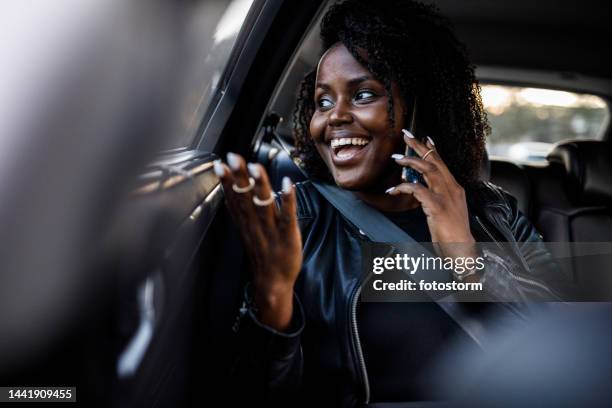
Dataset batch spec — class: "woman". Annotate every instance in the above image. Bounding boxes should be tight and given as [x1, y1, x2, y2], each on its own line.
[214, 0, 557, 405]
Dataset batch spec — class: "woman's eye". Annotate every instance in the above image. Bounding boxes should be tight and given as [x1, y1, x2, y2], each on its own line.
[317, 97, 334, 110]
[355, 90, 376, 102]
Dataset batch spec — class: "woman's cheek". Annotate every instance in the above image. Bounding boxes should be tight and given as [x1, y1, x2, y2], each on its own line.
[309, 113, 326, 143]
[356, 101, 389, 132]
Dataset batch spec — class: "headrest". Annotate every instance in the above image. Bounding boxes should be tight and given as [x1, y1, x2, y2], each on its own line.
[488, 159, 531, 215]
[547, 140, 612, 206]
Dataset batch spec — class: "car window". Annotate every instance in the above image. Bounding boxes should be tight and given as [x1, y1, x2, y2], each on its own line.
[161, 0, 255, 151]
[268, 3, 329, 141]
[481, 85, 609, 163]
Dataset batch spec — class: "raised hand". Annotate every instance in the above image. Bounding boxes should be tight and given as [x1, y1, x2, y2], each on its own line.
[214, 153, 302, 331]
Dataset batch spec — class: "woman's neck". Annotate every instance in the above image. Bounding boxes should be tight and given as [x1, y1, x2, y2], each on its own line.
[342, 168, 421, 212]
[354, 189, 420, 212]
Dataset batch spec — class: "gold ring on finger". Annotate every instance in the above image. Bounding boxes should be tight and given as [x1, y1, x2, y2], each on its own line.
[422, 148, 435, 161]
[232, 177, 255, 193]
[253, 193, 275, 207]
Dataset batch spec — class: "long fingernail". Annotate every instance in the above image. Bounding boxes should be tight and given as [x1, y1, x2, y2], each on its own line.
[427, 136, 435, 146]
[282, 176, 293, 193]
[385, 186, 396, 193]
[227, 152, 240, 170]
[213, 160, 225, 177]
[402, 129, 415, 139]
[247, 163, 260, 179]
[391, 154, 405, 160]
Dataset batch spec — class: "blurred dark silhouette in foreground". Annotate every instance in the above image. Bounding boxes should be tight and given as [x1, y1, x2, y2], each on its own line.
[431, 303, 612, 407]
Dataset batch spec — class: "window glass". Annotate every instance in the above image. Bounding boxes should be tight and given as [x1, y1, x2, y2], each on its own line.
[481, 85, 609, 163]
[268, 4, 329, 141]
[162, 0, 255, 150]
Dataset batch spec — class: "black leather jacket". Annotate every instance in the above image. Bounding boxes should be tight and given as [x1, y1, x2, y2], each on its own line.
[231, 180, 559, 407]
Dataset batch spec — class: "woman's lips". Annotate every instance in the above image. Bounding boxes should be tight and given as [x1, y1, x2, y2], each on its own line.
[330, 142, 370, 165]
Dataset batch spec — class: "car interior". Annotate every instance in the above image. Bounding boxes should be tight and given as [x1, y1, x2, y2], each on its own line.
[262, 0, 612, 297]
[1, 0, 611, 406]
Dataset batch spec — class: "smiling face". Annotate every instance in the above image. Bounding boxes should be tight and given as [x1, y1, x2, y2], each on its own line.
[309, 43, 407, 191]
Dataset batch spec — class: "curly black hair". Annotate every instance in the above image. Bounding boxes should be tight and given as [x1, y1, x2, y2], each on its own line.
[292, 0, 489, 187]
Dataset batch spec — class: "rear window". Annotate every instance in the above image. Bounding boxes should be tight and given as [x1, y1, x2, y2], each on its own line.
[481, 85, 609, 163]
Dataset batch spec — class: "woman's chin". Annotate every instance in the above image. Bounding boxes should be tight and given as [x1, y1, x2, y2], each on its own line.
[334, 170, 401, 194]
[334, 179, 360, 191]
[331, 172, 358, 190]
[333, 172, 377, 192]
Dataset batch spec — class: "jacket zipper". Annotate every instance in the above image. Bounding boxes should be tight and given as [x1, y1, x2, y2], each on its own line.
[474, 215, 557, 296]
[350, 281, 370, 404]
[474, 215, 503, 251]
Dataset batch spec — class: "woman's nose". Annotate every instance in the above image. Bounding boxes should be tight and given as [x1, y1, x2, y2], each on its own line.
[328, 99, 353, 126]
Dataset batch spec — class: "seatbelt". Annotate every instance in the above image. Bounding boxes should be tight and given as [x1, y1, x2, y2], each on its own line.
[311, 181, 488, 348]
[312, 182, 419, 243]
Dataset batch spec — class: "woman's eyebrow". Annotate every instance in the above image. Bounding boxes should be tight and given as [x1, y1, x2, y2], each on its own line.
[315, 75, 374, 91]
[315, 82, 331, 91]
[346, 75, 373, 87]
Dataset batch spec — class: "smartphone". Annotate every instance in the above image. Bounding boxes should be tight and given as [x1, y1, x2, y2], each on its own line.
[401, 99, 425, 184]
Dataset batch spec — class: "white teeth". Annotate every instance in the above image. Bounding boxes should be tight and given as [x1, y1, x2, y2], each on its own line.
[330, 138, 370, 148]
